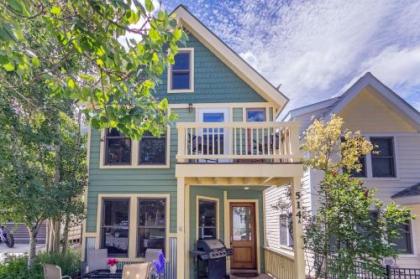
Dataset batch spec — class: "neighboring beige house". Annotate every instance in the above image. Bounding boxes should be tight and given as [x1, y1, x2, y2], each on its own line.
[264, 72, 420, 270]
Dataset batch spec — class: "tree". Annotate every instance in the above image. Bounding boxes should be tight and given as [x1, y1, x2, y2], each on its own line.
[302, 115, 412, 278]
[0, 0, 185, 139]
[0, 0, 185, 267]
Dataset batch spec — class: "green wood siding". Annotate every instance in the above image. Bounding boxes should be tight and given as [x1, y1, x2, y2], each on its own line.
[86, 108, 195, 233]
[155, 34, 266, 103]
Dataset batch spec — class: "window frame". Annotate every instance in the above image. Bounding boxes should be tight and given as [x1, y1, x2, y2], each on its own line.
[196, 196, 219, 240]
[100, 198, 131, 257]
[100, 128, 170, 169]
[96, 194, 170, 260]
[136, 197, 167, 257]
[370, 136, 396, 178]
[104, 128, 132, 166]
[392, 220, 414, 255]
[168, 48, 194, 93]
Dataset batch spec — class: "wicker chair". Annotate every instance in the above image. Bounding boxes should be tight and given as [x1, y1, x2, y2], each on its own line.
[122, 263, 152, 279]
[43, 264, 71, 279]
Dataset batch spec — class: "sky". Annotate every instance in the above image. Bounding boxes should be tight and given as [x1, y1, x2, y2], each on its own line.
[161, 0, 420, 112]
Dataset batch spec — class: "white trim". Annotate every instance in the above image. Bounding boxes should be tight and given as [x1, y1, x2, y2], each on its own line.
[172, 6, 288, 109]
[95, 193, 171, 259]
[196, 195, 220, 240]
[167, 48, 195, 93]
[168, 102, 275, 109]
[99, 126, 170, 169]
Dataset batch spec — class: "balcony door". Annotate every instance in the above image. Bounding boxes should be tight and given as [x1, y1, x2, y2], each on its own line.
[198, 109, 229, 158]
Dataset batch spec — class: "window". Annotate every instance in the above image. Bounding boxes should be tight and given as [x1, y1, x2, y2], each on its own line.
[198, 199, 217, 239]
[137, 198, 166, 257]
[246, 108, 266, 122]
[392, 221, 413, 254]
[169, 50, 193, 91]
[279, 213, 293, 248]
[101, 199, 130, 257]
[371, 137, 395, 177]
[104, 129, 131, 165]
[138, 133, 166, 165]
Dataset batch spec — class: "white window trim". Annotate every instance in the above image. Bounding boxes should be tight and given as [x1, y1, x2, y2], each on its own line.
[99, 127, 170, 169]
[196, 196, 220, 240]
[96, 193, 171, 260]
[167, 48, 194, 93]
[360, 134, 399, 181]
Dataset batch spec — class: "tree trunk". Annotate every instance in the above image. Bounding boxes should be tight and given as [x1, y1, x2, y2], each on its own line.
[27, 225, 39, 268]
[62, 213, 70, 254]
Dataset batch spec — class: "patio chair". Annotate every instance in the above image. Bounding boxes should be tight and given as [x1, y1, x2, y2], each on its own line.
[86, 248, 108, 272]
[122, 263, 152, 279]
[43, 264, 71, 279]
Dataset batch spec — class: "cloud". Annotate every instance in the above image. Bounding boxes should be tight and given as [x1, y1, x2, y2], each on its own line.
[166, 0, 420, 111]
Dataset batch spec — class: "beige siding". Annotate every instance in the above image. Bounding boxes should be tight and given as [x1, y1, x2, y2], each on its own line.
[339, 87, 416, 133]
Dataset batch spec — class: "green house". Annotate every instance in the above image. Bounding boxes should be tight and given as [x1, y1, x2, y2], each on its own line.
[82, 5, 305, 279]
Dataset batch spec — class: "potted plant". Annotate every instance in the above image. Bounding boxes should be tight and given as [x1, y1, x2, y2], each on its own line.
[107, 258, 118, 274]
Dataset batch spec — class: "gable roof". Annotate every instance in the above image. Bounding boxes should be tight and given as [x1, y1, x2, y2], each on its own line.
[283, 72, 420, 131]
[392, 182, 420, 198]
[171, 5, 288, 110]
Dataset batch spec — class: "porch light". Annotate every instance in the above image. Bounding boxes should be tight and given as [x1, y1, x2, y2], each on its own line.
[188, 103, 193, 112]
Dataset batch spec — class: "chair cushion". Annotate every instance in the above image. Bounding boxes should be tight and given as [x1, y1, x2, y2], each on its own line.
[86, 249, 108, 271]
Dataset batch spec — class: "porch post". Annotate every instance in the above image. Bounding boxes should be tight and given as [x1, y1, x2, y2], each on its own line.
[177, 177, 185, 279]
[291, 176, 305, 279]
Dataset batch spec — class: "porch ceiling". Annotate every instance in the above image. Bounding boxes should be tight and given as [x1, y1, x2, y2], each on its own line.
[185, 176, 291, 186]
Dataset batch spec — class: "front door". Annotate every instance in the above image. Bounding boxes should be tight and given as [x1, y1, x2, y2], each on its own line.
[230, 202, 257, 269]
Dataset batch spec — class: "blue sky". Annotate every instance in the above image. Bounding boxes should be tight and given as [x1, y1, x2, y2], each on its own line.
[161, 0, 420, 112]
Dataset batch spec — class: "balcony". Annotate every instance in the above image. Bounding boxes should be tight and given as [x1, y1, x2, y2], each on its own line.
[176, 122, 301, 164]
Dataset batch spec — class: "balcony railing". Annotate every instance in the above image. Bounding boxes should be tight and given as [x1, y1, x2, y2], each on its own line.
[176, 122, 301, 163]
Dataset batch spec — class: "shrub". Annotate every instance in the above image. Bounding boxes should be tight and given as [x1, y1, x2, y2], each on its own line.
[0, 250, 80, 279]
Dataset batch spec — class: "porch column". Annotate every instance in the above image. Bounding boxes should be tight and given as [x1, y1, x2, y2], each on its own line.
[177, 177, 185, 279]
[291, 176, 305, 279]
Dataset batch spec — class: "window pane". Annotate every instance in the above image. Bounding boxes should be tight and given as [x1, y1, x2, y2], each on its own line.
[203, 113, 224, 122]
[371, 137, 395, 177]
[392, 222, 412, 254]
[173, 52, 190, 70]
[232, 206, 252, 241]
[101, 199, 130, 257]
[105, 129, 131, 165]
[172, 72, 190, 90]
[279, 215, 288, 246]
[138, 199, 166, 257]
[199, 200, 217, 239]
[247, 109, 266, 122]
[139, 135, 166, 165]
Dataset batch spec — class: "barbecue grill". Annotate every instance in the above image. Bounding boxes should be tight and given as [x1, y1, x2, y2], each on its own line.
[192, 239, 232, 279]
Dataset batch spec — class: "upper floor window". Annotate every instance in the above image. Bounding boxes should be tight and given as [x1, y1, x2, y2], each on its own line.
[168, 49, 194, 92]
[105, 129, 131, 165]
[138, 133, 167, 165]
[370, 137, 395, 177]
[246, 108, 266, 122]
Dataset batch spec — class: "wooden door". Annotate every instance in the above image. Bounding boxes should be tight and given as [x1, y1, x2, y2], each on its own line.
[230, 202, 257, 269]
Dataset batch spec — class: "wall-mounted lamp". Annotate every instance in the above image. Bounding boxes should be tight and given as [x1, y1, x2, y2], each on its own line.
[188, 103, 193, 113]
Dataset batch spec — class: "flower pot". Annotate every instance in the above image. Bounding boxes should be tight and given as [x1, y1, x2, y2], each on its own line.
[109, 264, 117, 274]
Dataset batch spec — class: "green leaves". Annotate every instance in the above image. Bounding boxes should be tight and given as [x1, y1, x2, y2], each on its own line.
[145, 0, 154, 12]
[3, 62, 15, 71]
[50, 6, 61, 15]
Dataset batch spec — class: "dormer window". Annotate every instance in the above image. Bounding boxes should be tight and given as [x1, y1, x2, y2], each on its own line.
[168, 48, 194, 93]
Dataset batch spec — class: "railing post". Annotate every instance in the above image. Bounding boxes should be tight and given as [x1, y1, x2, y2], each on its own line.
[290, 123, 301, 162]
[177, 125, 186, 163]
[386, 265, 391, 279]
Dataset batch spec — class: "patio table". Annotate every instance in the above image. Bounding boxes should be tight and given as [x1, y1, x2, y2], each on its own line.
[82, 269, 123, 279]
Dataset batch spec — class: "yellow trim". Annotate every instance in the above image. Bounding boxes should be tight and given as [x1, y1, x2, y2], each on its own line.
[176, 178, 186, 279]
[95, 193, 170, 259]
[227, 199, 261, 274]
[196, 196, 220, 240]
[223, 191, 231, 272]
[168, 102, 275, 109]
[99, 126, 171, 169]
[167, 48, 195, 93]
[81, 127, 92, 261]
